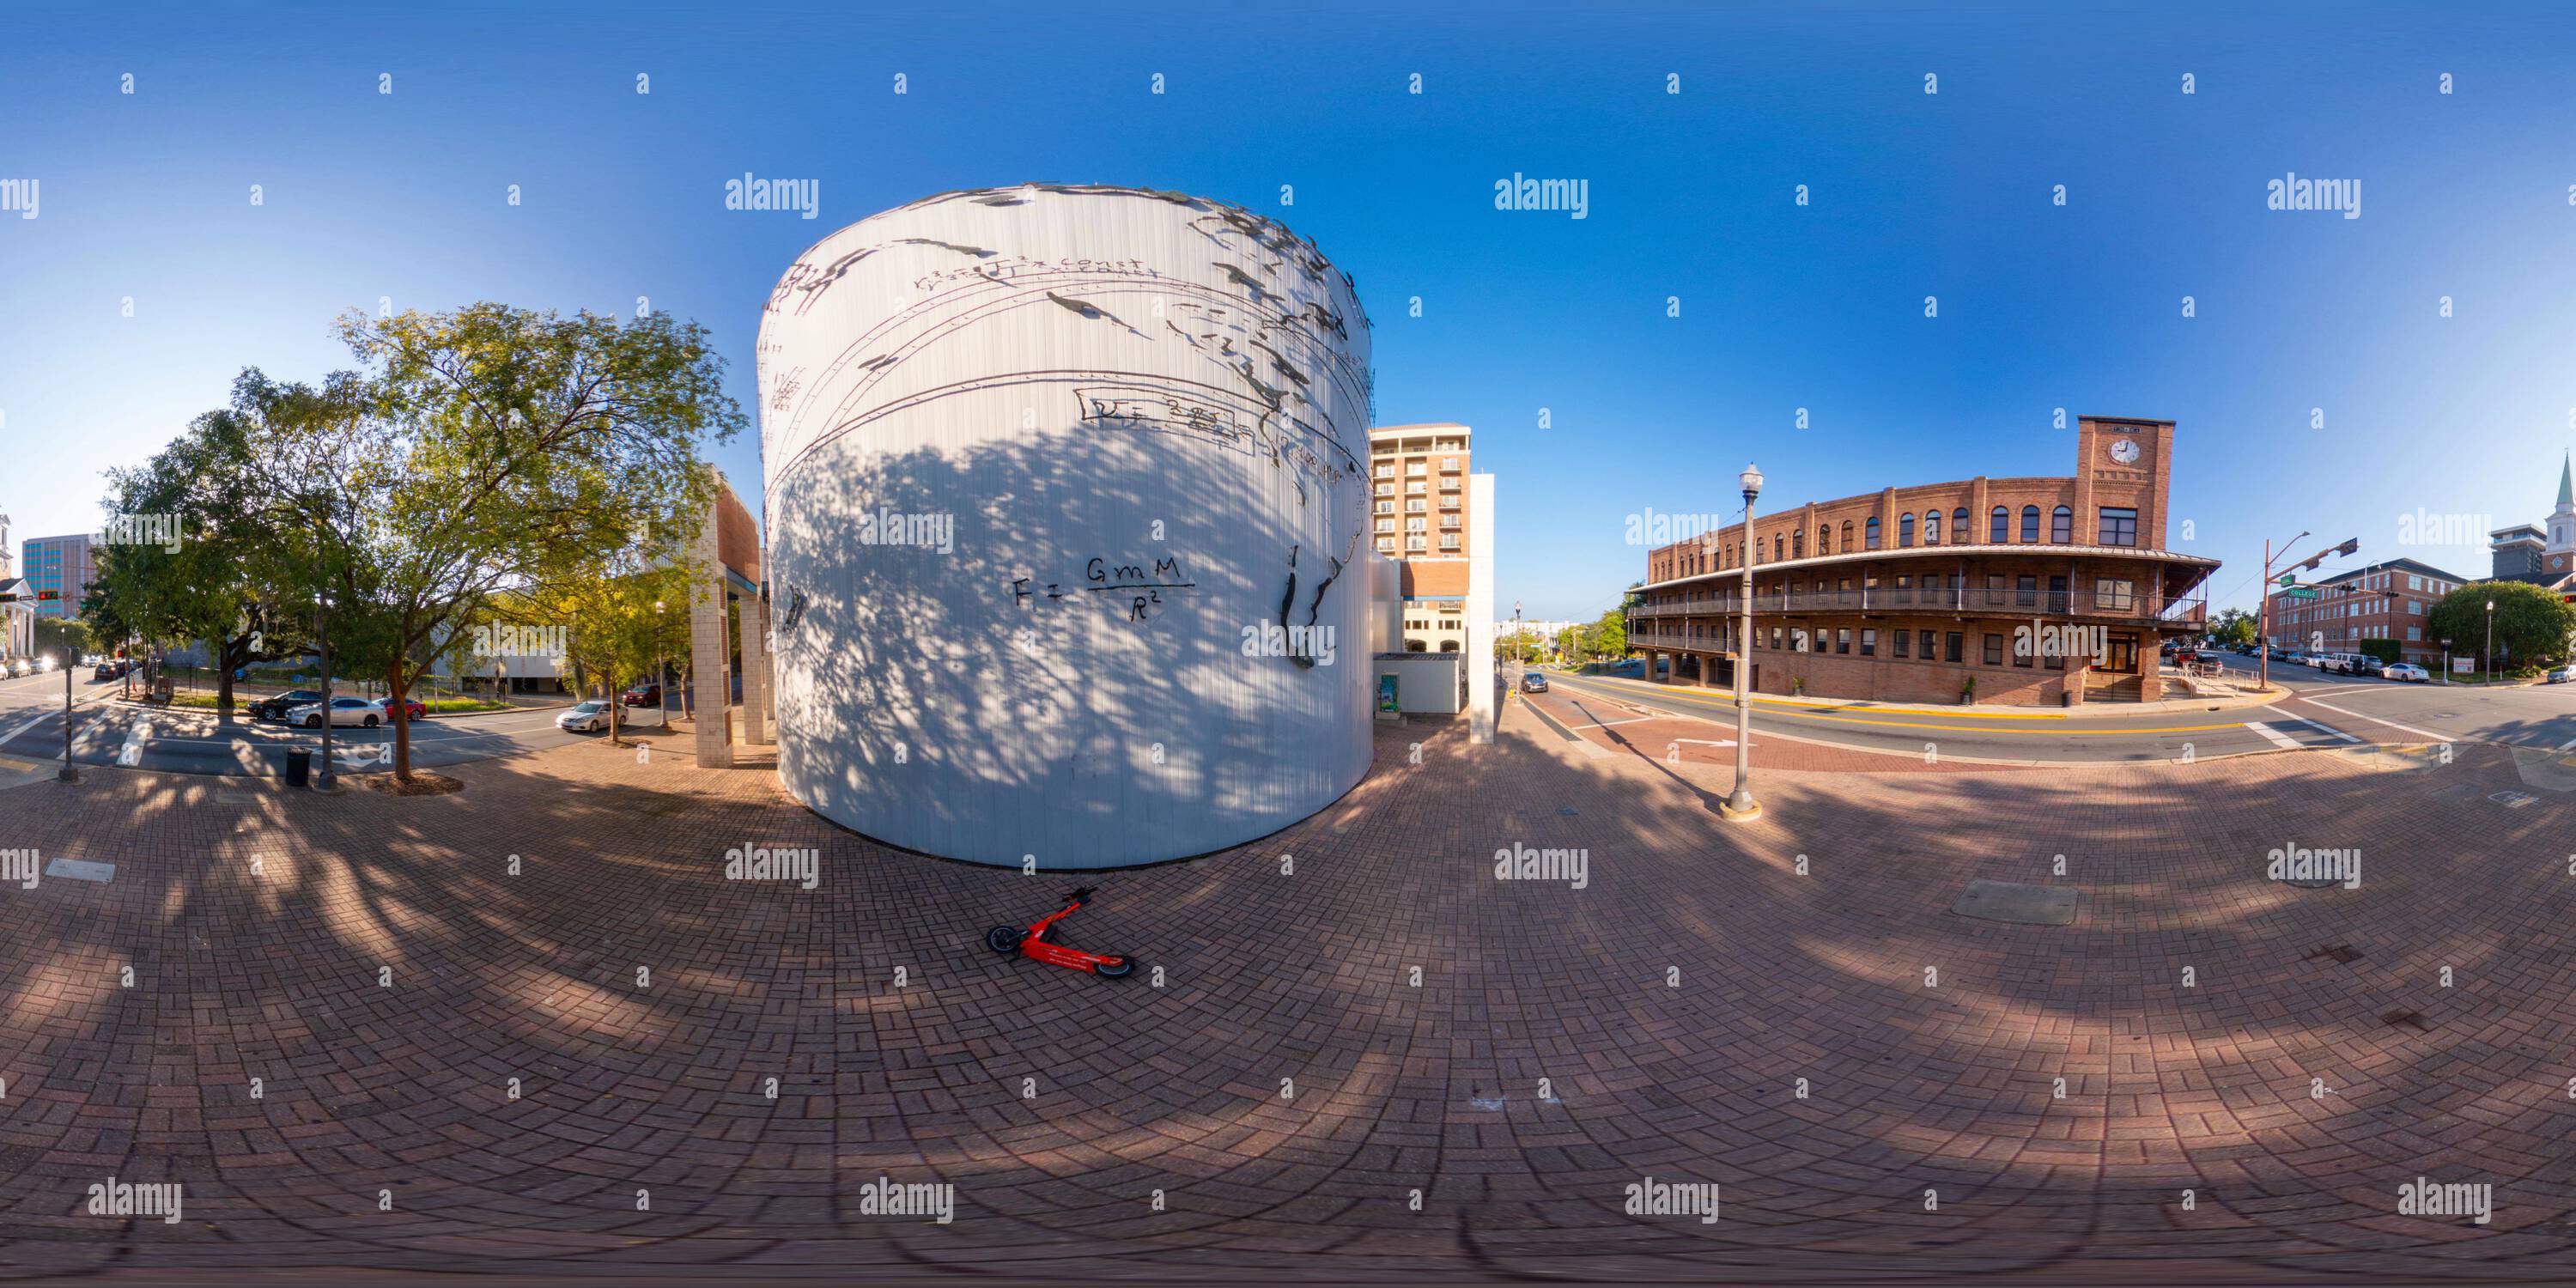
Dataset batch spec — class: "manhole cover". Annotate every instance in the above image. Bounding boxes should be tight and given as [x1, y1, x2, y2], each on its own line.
[1953, 879, 2077, 926]
[44, 857, 115, 883]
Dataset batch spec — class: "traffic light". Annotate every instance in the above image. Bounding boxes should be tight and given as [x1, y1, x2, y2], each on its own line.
[2333, 538, 2359, 557]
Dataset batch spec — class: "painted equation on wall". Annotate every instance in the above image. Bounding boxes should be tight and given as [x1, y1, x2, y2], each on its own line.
[1011, 554, 1197, 623]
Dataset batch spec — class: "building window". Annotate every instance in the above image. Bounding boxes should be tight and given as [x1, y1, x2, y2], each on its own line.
[2408, 626, 2421, 641]
[1990, 507, 2009, 543]
[1983, 633, 2005, 665]
[1839, 520, 1853, 552]
[2016, 574, 2038, 607]
[2095, 578, 2134, 611]
[2099, 507, 2139, 546]
[1374, 464, 1394, 477]
[1440, 535, 1459, 549]
[1920, 629, 1937, 659]
[1860, 629, 1877, 657]
[1819, 526, 1833, 556]
[1899, 513, 1915, 547]
[1946, 631, 1965, 663]
[1893, 629, 1911, 659]
[1407, 462, 1426, 475]
[2051, 506, 2072, 543]
[1771, 627, 1783, 649]
[1792, 531, 1803, 559]
[1376, 538, 1394, 552]
[1923, 510, 1941, 544]
[2044, 642, 2063, 670]
[1864, 517, 1881, 550]
[2408, 574, 2421, 591]
[2408, 600, 2421, 615]
[2020, 505, 2040, 543]
[1407, 500, 1426, 513]
[2014, 633, 2033, 666]
[1952, 507, 1970, 542]
[1836, 628, 1851, 654]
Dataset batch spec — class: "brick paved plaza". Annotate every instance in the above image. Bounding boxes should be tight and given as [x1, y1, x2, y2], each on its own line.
[0, 707, 2571, 1284]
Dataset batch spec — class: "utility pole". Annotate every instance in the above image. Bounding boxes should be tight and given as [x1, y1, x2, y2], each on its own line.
[58, 659, 75, 781]
[315, 592, 335, 791]
[1722, 463, 1765, 823]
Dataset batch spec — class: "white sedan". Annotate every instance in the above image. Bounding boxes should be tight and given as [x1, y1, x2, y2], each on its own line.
[287, 696, 385, 728]
[556, 700, 612, 732]
[2383, 663, 2431, 683]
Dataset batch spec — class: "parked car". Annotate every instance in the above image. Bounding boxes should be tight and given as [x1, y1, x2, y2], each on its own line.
[253, 690, 327, 721]
[2348, 655, 2385, 677]
[1520, 672, 1549, 693]
[621, 683, 662, 708]
[288, 696, 383, 729]
[376, 696, 428, 723]
[2548, 665, 2574, 684]
[557, 700, 612, 733]
[2383, 662, 2432, 683]
[92, 661, 120, 681]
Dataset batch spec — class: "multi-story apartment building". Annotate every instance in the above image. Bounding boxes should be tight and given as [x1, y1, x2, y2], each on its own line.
[1370, 423, 1473, 653]
[1628, 416, 2217, 705]
[20, 532, 96, 619]
[2267, 558, 2468, 666]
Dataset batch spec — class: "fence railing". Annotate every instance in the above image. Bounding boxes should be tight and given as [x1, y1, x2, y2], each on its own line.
[1631, 586, 2207, 624]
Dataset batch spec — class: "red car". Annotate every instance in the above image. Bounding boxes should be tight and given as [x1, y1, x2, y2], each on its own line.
[622, 683, 662, 708]
[376, 696, 428, 722]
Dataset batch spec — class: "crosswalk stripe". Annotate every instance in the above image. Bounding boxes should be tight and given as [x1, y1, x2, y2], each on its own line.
[2278, 714, 2359, 743]
[2243, 721, 2303, 750]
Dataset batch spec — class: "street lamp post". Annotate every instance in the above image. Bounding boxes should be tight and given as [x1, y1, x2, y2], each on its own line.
[315, 590, 335, 791]
[58, 658, 75, 782]
[1721, 463, 1765, 823]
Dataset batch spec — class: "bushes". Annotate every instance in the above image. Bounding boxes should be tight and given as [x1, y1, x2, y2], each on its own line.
[2358, 638, 2402, 665]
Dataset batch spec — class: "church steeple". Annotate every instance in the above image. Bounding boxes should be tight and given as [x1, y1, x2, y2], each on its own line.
[2559, 451, 2574, 513]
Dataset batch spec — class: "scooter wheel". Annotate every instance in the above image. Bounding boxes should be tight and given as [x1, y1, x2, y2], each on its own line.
[984, 926, 1024, 954]
[1093, 957, 1137, 979]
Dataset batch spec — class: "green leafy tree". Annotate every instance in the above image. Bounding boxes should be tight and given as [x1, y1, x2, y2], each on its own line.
[87, 375, 321, 720]
[229, 305, 739, 781]
[1593, 605, 1629, 659]
[2428, 580, 2576, 671]
[2208, 606, 2257, 647]
[32, 617, 90, 664]
[495, 539, 696, 745]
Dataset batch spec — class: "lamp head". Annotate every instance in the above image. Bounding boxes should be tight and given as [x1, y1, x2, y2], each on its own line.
[1739, 463, 1764, 501]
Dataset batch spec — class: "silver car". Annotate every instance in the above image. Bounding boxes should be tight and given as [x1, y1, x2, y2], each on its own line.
[557, 700, 612, 732]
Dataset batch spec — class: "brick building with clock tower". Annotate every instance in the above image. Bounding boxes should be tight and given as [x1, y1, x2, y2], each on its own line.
[1627, 416, 2219, 705]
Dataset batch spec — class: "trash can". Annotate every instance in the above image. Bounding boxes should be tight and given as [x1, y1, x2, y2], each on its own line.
[285, 748, 312, 787]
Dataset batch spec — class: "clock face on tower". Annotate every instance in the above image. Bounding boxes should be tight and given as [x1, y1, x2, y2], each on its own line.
[2108, 438, 2141, 465]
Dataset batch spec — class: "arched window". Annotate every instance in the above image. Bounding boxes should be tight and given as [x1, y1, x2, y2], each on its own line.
[1791, 529, 1803, 559]
[2051, 505, 2073, 543]
[1899, 513, 1915, 547]
[1842, 520, 1856, 552]
[1953, 507, 1970, 542]
[1819, 526, 1833, 556]
[1924, 510, 1942, 544]
[1990, 507, 2009, 543]
[1864, 516, 1882, 550]
[1775, 535, 1784, 563]
[2020, 505, 2041, 542]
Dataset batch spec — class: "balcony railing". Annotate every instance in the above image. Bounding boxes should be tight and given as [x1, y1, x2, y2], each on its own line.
[1628, 585, 2208, 627]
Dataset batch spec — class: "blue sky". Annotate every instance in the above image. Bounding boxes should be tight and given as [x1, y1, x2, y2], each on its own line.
[3, 1, 2571, 620]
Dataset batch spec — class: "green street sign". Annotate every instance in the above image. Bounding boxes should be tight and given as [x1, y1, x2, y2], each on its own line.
[2282, 586, 2319, 600]
[2276, 573, 2296, 586]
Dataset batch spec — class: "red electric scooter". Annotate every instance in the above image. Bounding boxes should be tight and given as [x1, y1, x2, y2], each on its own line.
[986, 886, 1138, 979]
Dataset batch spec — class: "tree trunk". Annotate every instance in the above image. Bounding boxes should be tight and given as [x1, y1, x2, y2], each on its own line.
[216, 635, 240, 725]
[389, 659, 413, 781]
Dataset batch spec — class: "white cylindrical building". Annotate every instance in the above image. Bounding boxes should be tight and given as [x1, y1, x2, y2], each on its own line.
[759, 185, 1376, 868]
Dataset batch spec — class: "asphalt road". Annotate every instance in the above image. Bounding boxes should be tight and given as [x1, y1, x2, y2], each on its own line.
[0, 671, 670, 777]
[1538, 664, 2576, 763]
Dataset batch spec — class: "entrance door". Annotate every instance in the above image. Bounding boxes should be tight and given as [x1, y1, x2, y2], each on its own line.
[2105, 633, 2139, 674]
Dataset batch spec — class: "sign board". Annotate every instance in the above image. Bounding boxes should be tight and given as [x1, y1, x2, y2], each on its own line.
[1375, 673, 1400, 719]
[2276, 573, 2296, 586]
[2281, 587, 2318, 600]
[2453, 657, 2475, 673]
